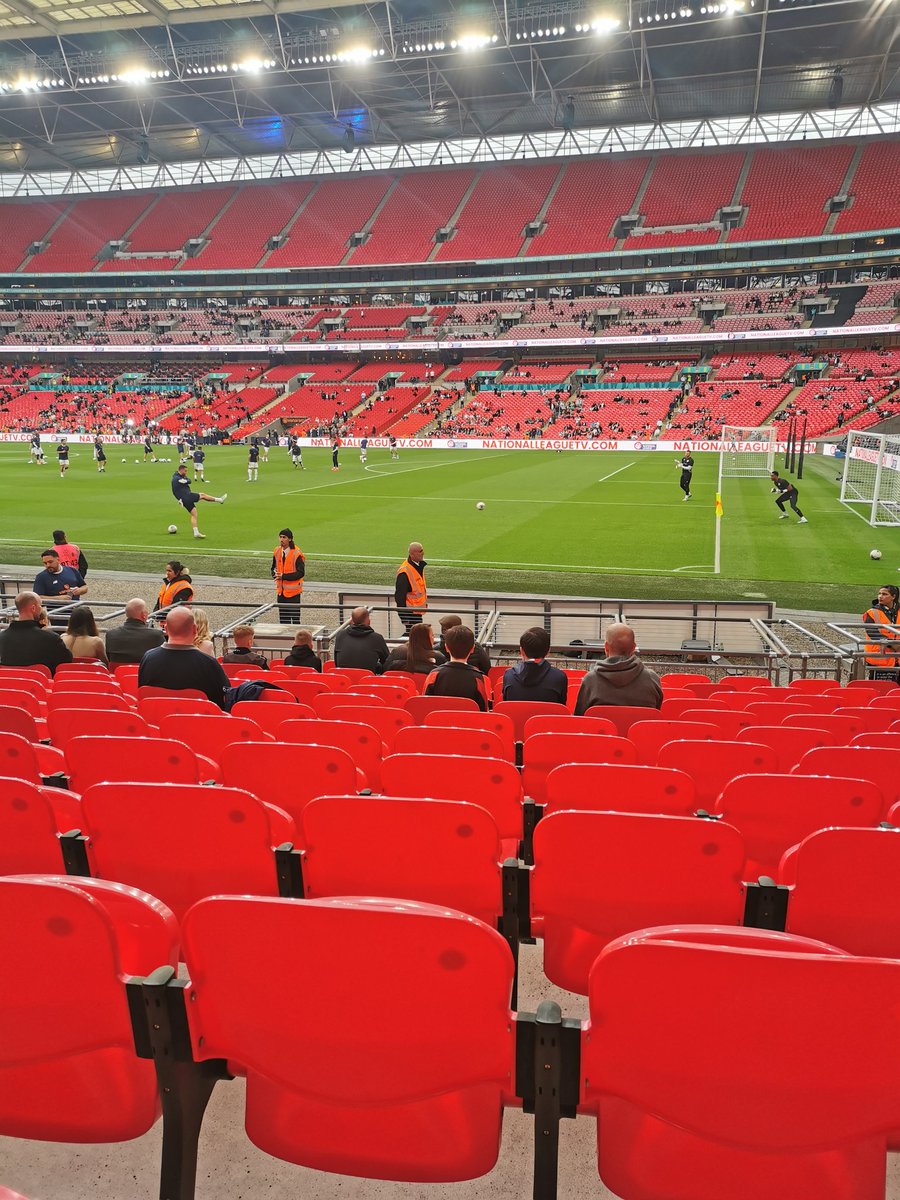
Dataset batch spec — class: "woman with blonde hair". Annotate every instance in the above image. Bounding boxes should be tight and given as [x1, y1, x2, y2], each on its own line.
[191, 608, 215, 657]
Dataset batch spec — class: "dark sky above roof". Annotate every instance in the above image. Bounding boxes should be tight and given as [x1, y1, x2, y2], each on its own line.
[0, 0, 894, 173]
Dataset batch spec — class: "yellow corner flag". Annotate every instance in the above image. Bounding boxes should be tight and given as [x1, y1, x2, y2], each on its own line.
[715, 492, 724, 518]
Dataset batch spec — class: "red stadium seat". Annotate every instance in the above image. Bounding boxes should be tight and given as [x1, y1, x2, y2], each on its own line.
[833, 707, 900, 733]
[0, 677, 48, 703]
[657, 740, 778, 808]
[65, 735, 205, 791]
[824, 687, 880, 705]
[870, 693, 900, 710]
[686, 683, 733, 700]
[523, 714, 616, 739]
[278, 718, 384, 790]
[0, 875, 178, 1142]
[0, 732, 65, 786]
[851, 732, 900, 750]
[393, 725, 504, 760]
[493, 700, 567, 742]
[582, 926, 897, 1200]
[323, 665, 375, 682]
[742, 702, 815, 724]
[660, 697, 730, 719]
[523, 731, 637, 803]
[584, 705, 662, 736]
[0, 691, 48, 735]
[381, 752, 523, 854]
[48, 707, 152, 749]
[629, 719, 720, 766]
[735, 724, 837, 771]
[300, 794, 504, 927]
[404, 695, 480, 724]
[793, 746, 900, 813]
[76, 782, 294, 921]
[787, 678, 843, 693]
[53, 676, 120, 693]
[0, 776, 74, 872]
[0, 704, 45, 744]
[137, 696, 221, 724]
[0, 665, 50, 682]
[178, 895, 515, 1181]
[271, 662, 317, 674]
[661, 673, 711, 689]
[679, 707, 756, 739]
[54, 663, 111, 678]
[847, 679, 899, 695]
[137, 685, 211, 703]
[258, 689, 305, 703]
[323, 704, 413, 752]
[714, 675, 773, 690]
[422, 710, 516, 762]
[47, 690, 132, 713]
[781, 694, 843, 714]
[313, 693, 389, 719]
[268, 678, 330, 704]
[715, 771, 883, 878]
[230, 700, 316, 735]
[783, 713, 866, 741]
[158, 713, 271, 765]
[532, 811, 747, 993]
[544, 762, 697, 817]
[781, 826, 900, 957]
[221, 741, 358, 823]
[356, 680, 417, 705]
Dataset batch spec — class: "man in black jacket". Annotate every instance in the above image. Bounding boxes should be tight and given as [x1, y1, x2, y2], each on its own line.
[502, 627, 568, 705]
[105, 598, 166, 664]
[437, 614, 491, 675]
[333, 607, 390, 673]
[0, 591, 73, 675]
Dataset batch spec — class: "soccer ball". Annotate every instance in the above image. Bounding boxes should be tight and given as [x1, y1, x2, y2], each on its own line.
[168, 524, 178, 535]
[476, 501, 486, 510]
[870, 549, 882, 560]
[121, 458, 126, 463]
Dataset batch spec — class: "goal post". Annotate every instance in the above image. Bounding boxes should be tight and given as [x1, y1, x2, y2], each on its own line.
[839, 430, 900, 526]
[719, 425, 778, 478]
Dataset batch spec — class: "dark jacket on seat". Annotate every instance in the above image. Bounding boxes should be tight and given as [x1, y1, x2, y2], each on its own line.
[0, 620, 73, 675]
[502, 659, 568, 705]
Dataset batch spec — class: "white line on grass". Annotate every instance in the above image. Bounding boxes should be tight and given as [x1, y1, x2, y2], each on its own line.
[714, 514, 722, 575]
[673, 564, 716, 573]
[596, 461, 636, 483]
[278, 453, 510, 496]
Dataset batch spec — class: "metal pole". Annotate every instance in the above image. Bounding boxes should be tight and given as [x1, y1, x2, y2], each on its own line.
[796, 415, 807, 479]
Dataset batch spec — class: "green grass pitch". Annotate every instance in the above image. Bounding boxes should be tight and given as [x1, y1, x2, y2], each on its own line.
[2, 442, 896, 612]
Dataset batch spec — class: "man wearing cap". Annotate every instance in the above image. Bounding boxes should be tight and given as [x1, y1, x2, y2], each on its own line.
[271, 528, 305, 624]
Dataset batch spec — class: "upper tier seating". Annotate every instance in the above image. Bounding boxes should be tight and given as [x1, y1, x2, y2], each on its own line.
[729, 144, 854, 242]
[27, 194, 154, 274]
[526, 155, 649, 256]
[189, 181, 315, 270]
[834, 139, 900, 234]
[265, 176, 392, 268]
[623, 151, 745, 246]
[108, 187, 235, 260]
[436, 161, 560, 261]
[350, 168, 476, 264]
[0, 199, 70, 272]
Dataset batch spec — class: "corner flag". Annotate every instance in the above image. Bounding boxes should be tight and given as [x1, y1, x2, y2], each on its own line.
[715, 492, 724, 518]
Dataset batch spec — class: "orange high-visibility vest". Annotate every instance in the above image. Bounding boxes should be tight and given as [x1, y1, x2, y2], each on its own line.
[397, 560, 427, 610]
[864, 607, 900, 666]
[274, 546, 305, 599]
[157, 578, 194, 609]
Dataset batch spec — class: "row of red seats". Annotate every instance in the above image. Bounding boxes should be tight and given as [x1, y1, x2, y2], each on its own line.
[4, 867, 900, 1200]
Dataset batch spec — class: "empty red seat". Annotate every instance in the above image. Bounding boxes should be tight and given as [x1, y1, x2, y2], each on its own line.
[851, 732, 900, 750]
[48, 691, 131, 713]
[657, 740, 778, 808]
[278, 717, 384, 790]
[422, 710, 516, 762]
[0, 704, 45, 744]
[870, 693, 900, 710]
[584, 705, 662, 736]
[405, 695, 479, 724]
[544, 762, 697, 817]
[179, 895, 515, 1180]
[229, 700, 316, 736]
[137, 685, 212, 703]
[715, 772, 882, 878]
[847, 679, 899, 695]
[681, 707, 759, 739]
[788, 679, 842, 693]
[532, 811, 747, 993]
[0, 776, 76, 872]
[523, 714, 616, 739]
[158, 713, 270, 765]
[783, 712, 866, 741]
[322, 665, 375, 682]
[660, 697, 729, 720]
[715, 675, 772, 690]
[269, 678, 330, 703]
[77, 782, 294, 921]
[833, 707, 899, 733]
[393, 725, 504, 760]
[629, 719, 720, 766]
[493, 700, 568, 742]
[0, 732, 66, 786]
[313, 693, 389, 719]
[661, 673, 711, 689]
[322, 704, 413, 752]
[523, 731, 637, 803]
[221, 741, 358, 823]
[0, 875, 178, 1142]
[48, 707, 152, 749]
[0, 665, 50, 682]
[137, 696, 221, 724]
[743, 702, 817, 724]
[355, 681, 416, 705]
[65, 735, 204, 791]
[793, 746, 900, 813]
[735, 724, 837, 771]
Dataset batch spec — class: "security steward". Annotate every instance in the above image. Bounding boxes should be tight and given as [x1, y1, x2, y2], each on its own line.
[272, 528, 305, 624]
[395, 541, 427, 633]
[154, 561, 194, 616]
[863, 585, 900, 681]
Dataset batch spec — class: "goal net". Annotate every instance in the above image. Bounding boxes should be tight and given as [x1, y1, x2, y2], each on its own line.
[719, 425, 777, 478]
[839, 430, 900, 526]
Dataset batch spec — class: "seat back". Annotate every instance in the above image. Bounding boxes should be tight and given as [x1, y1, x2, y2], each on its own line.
[229, 700, 316, 736]
[0, 665, 50, 682]
[523, 732, 637, 803]
[0, 875, 177, 1141]
[355, 681, 416, 705]
[300, 794, 502, 926]
[179, 895, 515, 1180]
[660, 673, 711, 689]
[158, 713, 268, 765]
[715, 676, 772, 691]
[137, 696, 221, 724]
[0, 732, 44, 785]
[137, 685, 210, 703]
[532, 811, 747, 994]
[784, 826, 900, 957]
[313, 692, 389, 719]
[847, 679, 900, 695]
[660, 697, 729, 720]
[787, 679, 840, 693]
[833, 707, 899, 733]
[269, 678, 330, 703]
[0, 777, 67, 873]
[405, 695, 479, 724]
[493, 700, 568, 742]
[782, 713, 865, 741]
[0, 704, 41, 743]
[324, 705, 413, 752]
[657, 740, 777, 808]
[544, 762, 697, 817]
[629, 720, 720, 766]
[851, 732, 900, 750]
[66, 735, 200, 791]
[583, 705, 662, 737]
[80, 782, 291, 921]
[734, 724, 837, 772]
[870, 693, 900, 710]
[48, 707, 151, 749]
[793, 746, 900, 813]
[522, 715, 616, 739]
[221, 741, 357, 823]
[47, 691, 131, 713]
[382, 752, 523, 840]
[393, 725, 504, 761]
[277, 719, 384, 790]
[422, 710, 516, 763]
[743, 702, 818, 724]
[715, 772, 883, 879]
[323, 665, 375, 682]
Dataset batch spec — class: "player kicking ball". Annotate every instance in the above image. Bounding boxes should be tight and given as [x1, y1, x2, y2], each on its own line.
[171, 462, 226, 539]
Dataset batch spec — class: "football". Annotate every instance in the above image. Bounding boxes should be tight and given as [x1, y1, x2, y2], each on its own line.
[870, 549, 882, 560]
[168, 524, 178, 534]
[476, 501, 486, 510]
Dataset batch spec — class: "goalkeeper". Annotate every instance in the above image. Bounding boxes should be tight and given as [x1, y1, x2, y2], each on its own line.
[676, 453, 694, 500]
[770, 471, 808, 524]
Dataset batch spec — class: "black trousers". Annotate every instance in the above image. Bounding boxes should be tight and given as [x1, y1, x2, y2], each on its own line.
[679, 472, 692, 494]
[776, 493, 803, 516]
[277, 594, 302, 624]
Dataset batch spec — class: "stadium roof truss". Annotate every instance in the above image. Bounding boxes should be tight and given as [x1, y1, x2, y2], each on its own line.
[0, 0, 893, 176]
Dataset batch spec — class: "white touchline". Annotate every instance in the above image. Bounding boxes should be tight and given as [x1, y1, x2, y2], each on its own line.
[278, 453, 511, 495]
[596, 461, 637, 483]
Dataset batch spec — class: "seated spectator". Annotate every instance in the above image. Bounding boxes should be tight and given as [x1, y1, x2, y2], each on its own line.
[32, 548, 88, 625]
[105, 598, 166, 664]
[192, 608, 215, 658]
[222, 625, 269, 671]
[423, 624, 490, 711]
[437, 613, 491, 674]
[283, 629, 322, 672]
[0, 590, 73, 675]
[383, 622, 446, 675]
[138, 606, 230, 708]
[574, 622, 663, 715]
[334, 607, 389, 674]
[61, 605, 108, 666]
[502, 627, 567, 705]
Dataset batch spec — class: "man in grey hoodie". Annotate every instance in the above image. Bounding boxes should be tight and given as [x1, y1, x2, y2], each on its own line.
[574, 622, 663, 715]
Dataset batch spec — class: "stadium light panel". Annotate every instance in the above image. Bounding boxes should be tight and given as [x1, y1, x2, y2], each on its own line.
[451, 33, 498, 50]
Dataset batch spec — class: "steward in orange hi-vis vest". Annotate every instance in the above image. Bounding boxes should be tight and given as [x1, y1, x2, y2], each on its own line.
[272, 528, 305, 625]
[863, 586, 900, 670]
[395, 542, 427, 632]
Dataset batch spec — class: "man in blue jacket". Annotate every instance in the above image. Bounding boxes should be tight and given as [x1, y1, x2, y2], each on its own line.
[502, 627, 568, 704]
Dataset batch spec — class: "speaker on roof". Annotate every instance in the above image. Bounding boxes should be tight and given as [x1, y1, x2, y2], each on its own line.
[828, 67, 843, 108]
[561, 95, 576, 131]
[342, 125, 356, 153]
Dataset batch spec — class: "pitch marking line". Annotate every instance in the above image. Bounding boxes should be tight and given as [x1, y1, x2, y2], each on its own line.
[596, 461, 636, 483]
[278, 453, 510, 496]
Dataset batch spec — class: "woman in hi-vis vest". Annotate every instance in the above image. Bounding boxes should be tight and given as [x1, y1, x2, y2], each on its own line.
[271, 527, 305, 624]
